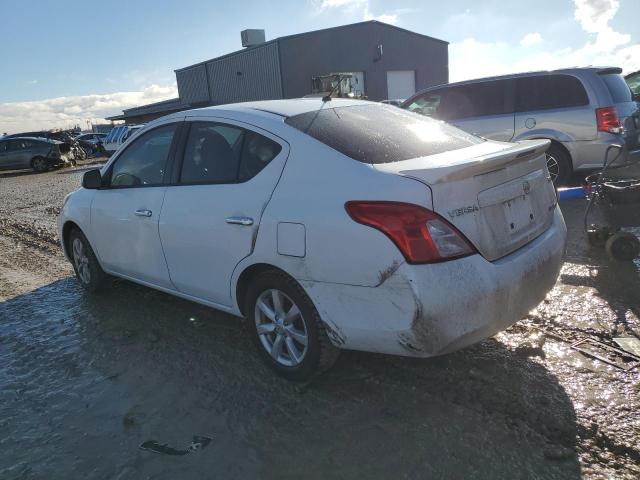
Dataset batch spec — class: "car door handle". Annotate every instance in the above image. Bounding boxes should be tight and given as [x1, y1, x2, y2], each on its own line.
[134, 209, 153, 217]
[226, 216, 254, 226]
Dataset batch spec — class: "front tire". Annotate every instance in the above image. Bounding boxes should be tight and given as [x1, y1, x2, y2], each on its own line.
[245, 270, 339, 381]
[31, 156, 48, 172]
[68, 228, 106, 292]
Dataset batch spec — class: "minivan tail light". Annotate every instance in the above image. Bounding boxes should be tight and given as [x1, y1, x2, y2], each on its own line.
[596, 106, 623, 134]
[345, 201, 476, 264]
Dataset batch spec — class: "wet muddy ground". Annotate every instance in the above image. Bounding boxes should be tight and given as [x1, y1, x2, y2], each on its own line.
[1, 164, 639, 479]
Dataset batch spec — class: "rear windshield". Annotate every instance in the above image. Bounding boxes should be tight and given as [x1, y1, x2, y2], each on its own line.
[601, 74, 633, 103]
[285, 104, 483, 164]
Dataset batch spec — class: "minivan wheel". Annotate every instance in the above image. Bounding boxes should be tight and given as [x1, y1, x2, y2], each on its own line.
[546, 145, 571, 186]
[31, 156, 48, 172]
[68, 228, 106, 292]
[245, 271, 339, 381]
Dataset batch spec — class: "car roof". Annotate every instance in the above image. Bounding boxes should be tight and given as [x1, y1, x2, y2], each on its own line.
[0, 136, 55, 143]
[184, 98, 371, 119]
[413, 66, 623, 93]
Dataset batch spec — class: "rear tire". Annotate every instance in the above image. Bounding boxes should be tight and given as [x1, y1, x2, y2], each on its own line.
[245, 270, 339, 381]
[605, 232, 640, 261]
[546, 144, 571, 187]
[68, 228, 107, 292]
[31, 156, 48, 172]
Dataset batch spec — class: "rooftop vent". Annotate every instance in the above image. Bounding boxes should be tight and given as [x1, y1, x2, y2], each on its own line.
[241, 29, 266, 48]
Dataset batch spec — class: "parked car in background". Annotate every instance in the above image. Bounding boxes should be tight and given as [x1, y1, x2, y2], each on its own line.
[0, 137, 74, 172]
[59, 99, 566, 380]
[402, 67, 640, 185]
[102, 125, 144, 155]
[625, 70, 640, 100]
[75, 133, 107, 156]
[381, 99, 404, 106]
[4, 129, 87, 162]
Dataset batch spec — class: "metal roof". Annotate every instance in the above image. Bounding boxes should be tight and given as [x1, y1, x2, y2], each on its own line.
[419, 66, 623, 91]
[174, 20, 448, 73]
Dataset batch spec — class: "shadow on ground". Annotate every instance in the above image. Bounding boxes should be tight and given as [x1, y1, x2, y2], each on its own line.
[1, 275, 580, 479]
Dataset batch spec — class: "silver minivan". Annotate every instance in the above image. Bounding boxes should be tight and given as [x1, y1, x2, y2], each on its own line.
[402, 67, 640, 184]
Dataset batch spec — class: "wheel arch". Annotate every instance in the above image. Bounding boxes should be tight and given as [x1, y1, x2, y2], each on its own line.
[235, 263, 294, 316]
[61, 220, 82, 259]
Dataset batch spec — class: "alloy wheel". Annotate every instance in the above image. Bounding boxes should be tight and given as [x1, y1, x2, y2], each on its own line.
[33, 158, 46, 171]
[254, 289, 308, 367]
[72, 238, 91, 284]
[546, 153, 559, 183]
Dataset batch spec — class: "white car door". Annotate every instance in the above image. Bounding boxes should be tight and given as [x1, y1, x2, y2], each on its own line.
[159, 118, 288, 307]
[90, 121, 181, 289]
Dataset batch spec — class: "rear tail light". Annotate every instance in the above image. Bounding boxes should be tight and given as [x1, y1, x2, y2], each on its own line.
[596, 106, 623, 134]
[345, 201, 476, 264]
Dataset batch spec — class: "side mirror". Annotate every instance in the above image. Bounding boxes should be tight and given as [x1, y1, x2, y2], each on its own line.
[82, 169, 102, 189]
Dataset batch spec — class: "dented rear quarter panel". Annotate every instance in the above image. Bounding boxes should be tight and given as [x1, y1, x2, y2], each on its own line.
[301, 207, 566, 356]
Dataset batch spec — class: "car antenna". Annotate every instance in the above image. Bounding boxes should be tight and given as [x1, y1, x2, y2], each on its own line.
[322, 74, 345, 102]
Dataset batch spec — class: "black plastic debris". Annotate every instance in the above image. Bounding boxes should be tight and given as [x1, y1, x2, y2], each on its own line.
[139, 435, 212, 456]
[571, 338, 640, 371]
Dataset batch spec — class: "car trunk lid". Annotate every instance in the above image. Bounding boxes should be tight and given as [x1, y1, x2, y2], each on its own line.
[374, 139, 557, 261]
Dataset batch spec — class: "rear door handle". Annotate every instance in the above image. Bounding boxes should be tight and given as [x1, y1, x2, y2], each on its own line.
[134, 209, 152, 217]
[226, 216, 253, 226]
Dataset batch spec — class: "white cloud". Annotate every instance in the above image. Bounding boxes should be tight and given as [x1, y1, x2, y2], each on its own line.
[363, 7, 398, 24]
[520, 32, 542, 46]
[574, 0, 618, 33]
[26, 79, 38, 85]
[316, 0, 399, 24]
[450, 0, 639, 82]
[320, 0, 365, 8]
[0, 84, 177, 134]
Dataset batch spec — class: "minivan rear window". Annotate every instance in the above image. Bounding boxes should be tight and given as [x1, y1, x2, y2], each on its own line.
[516, 74, 589, 112]
[601, 73, 633, 103]
[285, 104, 483, 164]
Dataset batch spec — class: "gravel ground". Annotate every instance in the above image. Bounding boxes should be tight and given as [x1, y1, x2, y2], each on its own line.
[0, 163, 639, 479]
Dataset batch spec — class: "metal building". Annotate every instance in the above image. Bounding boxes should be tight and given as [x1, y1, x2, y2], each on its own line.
[107, 20, 448, 124]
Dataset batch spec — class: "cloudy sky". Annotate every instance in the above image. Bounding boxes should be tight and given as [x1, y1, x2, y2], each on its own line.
[0, 0, 638, 133]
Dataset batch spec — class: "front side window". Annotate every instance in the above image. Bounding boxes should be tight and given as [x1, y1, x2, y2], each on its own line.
[405, 92, 443, 117]
[179, 122, 281, 184]
[516, 74, 589, 112]
[109, 124, 176, 187]
[444, 80, 512, 120]
[7, 140, 27, 151]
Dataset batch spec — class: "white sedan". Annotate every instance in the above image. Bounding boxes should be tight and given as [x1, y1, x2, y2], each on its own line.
[58, 99, 566, 380]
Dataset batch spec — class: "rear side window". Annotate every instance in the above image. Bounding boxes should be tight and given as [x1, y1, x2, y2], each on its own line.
[601, 74, 633, 103]
[285, 104, 483, 164]
[516, 74, 589, 112]
[179, 122, 282, 184]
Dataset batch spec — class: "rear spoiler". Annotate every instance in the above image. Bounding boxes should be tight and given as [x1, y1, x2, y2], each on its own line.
[597, 67, 623, 75]
[427, 139, 550, 184]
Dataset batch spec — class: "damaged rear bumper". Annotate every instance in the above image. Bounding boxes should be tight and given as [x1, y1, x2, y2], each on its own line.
[302, 206, 566, 357]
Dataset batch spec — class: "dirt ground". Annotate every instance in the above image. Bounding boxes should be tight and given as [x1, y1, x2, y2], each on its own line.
[1, 162, 639, 479]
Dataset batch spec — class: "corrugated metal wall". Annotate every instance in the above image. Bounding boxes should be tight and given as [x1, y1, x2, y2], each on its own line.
[278, 22, 448, 101]
[206, 42, 282, 104]
[176, 64, 210, 104]
[176, 42, 283, 106]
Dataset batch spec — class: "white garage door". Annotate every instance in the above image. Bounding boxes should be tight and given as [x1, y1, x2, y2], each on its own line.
[386, 70, 415, 101]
